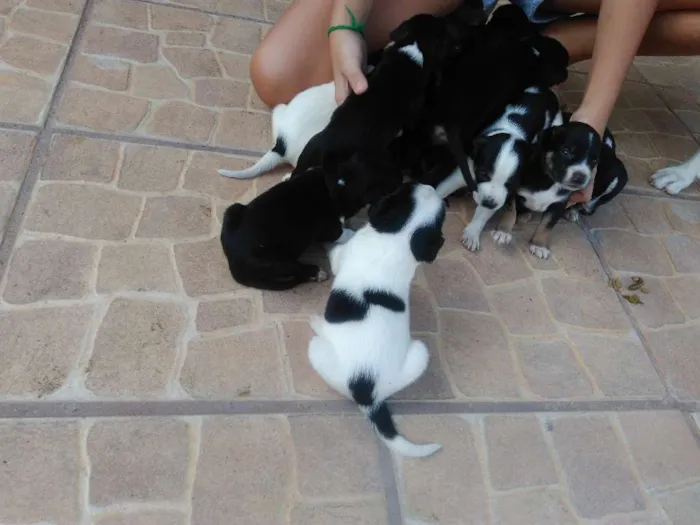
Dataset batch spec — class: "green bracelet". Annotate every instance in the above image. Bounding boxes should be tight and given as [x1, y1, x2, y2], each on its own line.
[328, 6, 365, 36]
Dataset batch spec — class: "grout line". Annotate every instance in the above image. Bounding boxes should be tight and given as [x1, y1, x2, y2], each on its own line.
[621, 186, 700, 203]
[53, 126, 266, 157]
[377, 446, 404, 525]
[0, 398, 678, 419]
[0, 122, 43, 133]
[134, 0, 274, 25]
[681, 411, 700, 451]
[0, 0, 95, 277]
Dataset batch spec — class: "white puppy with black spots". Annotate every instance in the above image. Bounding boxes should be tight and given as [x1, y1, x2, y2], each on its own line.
[308, 183, 446, 458]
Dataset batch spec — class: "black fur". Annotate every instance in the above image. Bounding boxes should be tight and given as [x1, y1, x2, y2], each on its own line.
[271, 135, 286, 157]
[411, 219, 446, 263]
[348, 373, 399, 441]
[220, 168, 362, 291]
[367, 184, 417, 234]
[324, 289, 406, 323]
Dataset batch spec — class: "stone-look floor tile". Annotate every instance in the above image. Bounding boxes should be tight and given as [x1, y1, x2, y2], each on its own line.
[10, 6, 79, 43]
[182, 325, 287, 399]
[677, 109, 700, 134]
[194, 78, 249, 108]
[618, 81, 665, 109]
[622, 277, 685, 329]
[665, 235, 700, 273]
[150, 3, 213, 30]
[83, 25, 158, 63]
[410, 284, 437, 332]
[216, 109, 271, 151]
[596, 230, 674, 276]
[645, 108, 692, 136]
[541, 277, 631, 330]
[0, 71, 53, 124]
[645, 325, 700, 400]
[616, 133, 658, 159]
[550, 415, 646, 519]
[195, 296, 255, 332]
[439, 211, 469, 257]
[97, 243, 179, 293]
[192, 417, 292, 525]
[162, 47, 221, 78]
[649, 133, 698, 161]
[0, 306, 93, 397]
[86, 298, 185, 397]
[93, 0, 147, 29]
[665, 276, 700, 320]
[26, 183, 142, 240]
[584, 201, 635, 231]
[136, 195, 212, 239]
[174, 238, 241, 296]
[609, 108, 655, 133]
[0, 35, 67, 76]
[619, 155, 655, 189]
[57, 85, 151, 133]
[398, 415, 489, 525]
[262, 278, 330, 314]
[210, 17, 262, 54]
[146, 102, 218, 144]
[0, 421, 79, 524]
[183, 152, 255, 201]
[568, 331, 665, 398]
[131, 65, 189, 99]
[0, 129, 37, 181]
[489, 281, 557, 335]
[516, 339, 593, 398]
[95, 511, 185, 525]
[283, 320, 340, 399]
[440, 310, 520, 398]
[72, 54, 131, 91]
[42, 135, 119, 182]
[485, 415, 557, 490]
[290, 415, 383, 498]
[118, 144, 188, 192]
[424, 257, 491, 311]
[548, 223, 605, 279]
[0, 183, 18, 243]
[462, 239, 533, 285]
[290, 501, 388, 525]
[658, 485, 700, 525]
[619, 411, 700, 489]
[493, 489, 577, 525]
[619, 195, 673, 235]
[88, 418, 189, 506]
[3, 240, 96, 304]
[396, 333, 455, 400]
[665, 201, 700, 236]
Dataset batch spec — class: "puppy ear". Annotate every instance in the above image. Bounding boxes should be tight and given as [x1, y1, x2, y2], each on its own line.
[368, 184, 415, 234]
[389, 19, 412, 43]
[410, 224, 445, 263]
[531, 36, 570, 87]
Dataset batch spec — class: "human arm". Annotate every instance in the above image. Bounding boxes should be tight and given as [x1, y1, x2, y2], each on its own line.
[569, 0, 658, 203]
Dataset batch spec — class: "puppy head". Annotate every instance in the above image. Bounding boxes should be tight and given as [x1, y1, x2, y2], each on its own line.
[471, 134, 528, 209]
[540, 122, 602, 190]
[388, 14, 465, 72]
[368, 183, 446, 263]
[529, 35, 570, 87]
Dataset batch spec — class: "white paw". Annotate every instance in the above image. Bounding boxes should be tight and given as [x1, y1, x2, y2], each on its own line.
[281, 172, 293, 182]
[650, 166, 696, 195]
[461, 227, 481, 251]
[491, 230, 512, 245]
[564, 208, 580, 223]
[529, 244, 551, 260]
[313, 269, 328, 282]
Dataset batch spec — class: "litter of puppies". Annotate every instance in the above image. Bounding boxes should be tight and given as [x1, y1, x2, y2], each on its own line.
[216, 3, 630, 457]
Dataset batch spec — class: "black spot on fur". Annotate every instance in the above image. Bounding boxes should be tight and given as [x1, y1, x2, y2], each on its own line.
[368, 184, 416, 234]
[410, 206, 446, 263]
[325, 289, 406, 323]
[368, 402, 399, 439]
[271, 135, 286, 157]
[349, 371, 375, 407]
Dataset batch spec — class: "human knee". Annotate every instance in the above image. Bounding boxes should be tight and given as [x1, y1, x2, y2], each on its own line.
[250, 41, 289, 108]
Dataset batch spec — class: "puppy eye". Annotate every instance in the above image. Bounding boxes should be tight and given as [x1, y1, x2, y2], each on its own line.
[562, 148, 574, 159]
[337, 178, 346, 186]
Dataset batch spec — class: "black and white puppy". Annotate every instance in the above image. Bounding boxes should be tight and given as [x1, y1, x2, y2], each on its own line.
[309, 183, 446, 458]
[499, 116, 627, 259]
[218, 82, 337, 179]
[436, 85, 562, 251]
[220, 167, 356, 291]
[651, 149, 700, 195]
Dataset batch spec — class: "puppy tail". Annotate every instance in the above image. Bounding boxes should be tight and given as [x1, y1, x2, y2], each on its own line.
[218, 137, 287, 179]
[363, 402, 442, 458]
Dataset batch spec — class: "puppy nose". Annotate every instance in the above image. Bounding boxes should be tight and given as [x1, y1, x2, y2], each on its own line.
[570, 171, 588, 186]
[480, 197, 498, 210]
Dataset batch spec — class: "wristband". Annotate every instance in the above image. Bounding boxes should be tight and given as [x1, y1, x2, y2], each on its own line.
[328, 6, 366, 36]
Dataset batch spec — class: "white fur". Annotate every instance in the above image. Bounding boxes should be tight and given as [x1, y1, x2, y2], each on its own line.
[461, 204, 497, 252]
[582, 177, 618, 213]
[650, 149, 700, 195]
[435, 167, 466, 199]
[560, 159, 593, 190]
[517, 185, 568, 212]
[397, 42, 424, 67]
[491, 230, 512, 245]
[309, 184, 444, 457]
[218, 82, 337, 179]
[475, 141, 518, 209]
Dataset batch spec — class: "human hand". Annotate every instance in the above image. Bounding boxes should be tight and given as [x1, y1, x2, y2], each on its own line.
[567, 166, 597, 207]
[329, 29, 368, 105]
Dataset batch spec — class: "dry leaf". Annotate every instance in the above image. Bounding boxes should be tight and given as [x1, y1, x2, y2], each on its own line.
[609, 277, 622, 291]
[641, 286, 649, 294]
[623, 294, 643, 305]
[629, 282, 643, 291]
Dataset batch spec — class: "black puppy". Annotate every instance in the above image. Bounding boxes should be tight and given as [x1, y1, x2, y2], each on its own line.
[496, 115, 627, 259]
[220, 167, 353, 291]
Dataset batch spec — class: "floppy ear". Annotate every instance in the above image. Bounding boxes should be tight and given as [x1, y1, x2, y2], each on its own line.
[389, 19, 412, 43]
[531, 36, 570, 87]
[488, 4, 533, 35]
[367, 184, 415, 234]
[410, 224, 445, 263]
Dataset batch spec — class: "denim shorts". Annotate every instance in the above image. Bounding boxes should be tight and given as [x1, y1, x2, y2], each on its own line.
[481, 0, 565, 24]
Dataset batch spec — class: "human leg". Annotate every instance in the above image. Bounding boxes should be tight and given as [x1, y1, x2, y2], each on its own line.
[250, 0, 461, 107]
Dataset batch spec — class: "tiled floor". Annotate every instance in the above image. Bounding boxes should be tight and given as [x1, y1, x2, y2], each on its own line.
[1, 0, 699, 524]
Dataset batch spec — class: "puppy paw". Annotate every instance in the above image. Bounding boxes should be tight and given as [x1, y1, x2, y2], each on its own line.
[650, 166, 696, 195]
[311, 269, 329, 282]
[461, 228, 481, 252]
[491, 230, 512, 246]
[529, 244, 551, 260]
[281, 172, 293, 182]
[564, 208, 580, 223]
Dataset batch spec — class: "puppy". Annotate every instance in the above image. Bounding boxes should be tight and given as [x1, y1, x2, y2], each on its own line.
[436, 85, 562, 251]
[220, 166, 356, 291]
[499, 116, 627, 259]
[309, 183, 446, 457]
[218, 82, 337, 180]
[651, 149, 700, 195]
